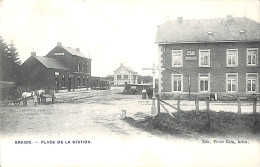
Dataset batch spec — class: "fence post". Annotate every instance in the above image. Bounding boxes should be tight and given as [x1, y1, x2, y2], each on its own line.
[195, 95, 199, 112]
[177, 94, 180, 111]
[157, 95, 160, 115]
[121, 110, 126, 119]
[253, 97, 257, 114]
[177, 94, 181, 121]
[253, 97, 257, 133]
[206, 96, 210, 129]
[237, 95, 241, 115]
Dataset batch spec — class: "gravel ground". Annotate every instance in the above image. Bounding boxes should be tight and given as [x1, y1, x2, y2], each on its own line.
[0, 88, 259, 167]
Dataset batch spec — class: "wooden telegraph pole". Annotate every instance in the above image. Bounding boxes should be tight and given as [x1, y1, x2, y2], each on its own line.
[143, 63, 157, 116]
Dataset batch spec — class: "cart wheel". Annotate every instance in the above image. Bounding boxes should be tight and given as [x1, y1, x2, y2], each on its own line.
[14, 101, 20, 106]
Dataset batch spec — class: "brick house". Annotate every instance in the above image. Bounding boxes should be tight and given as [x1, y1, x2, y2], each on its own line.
[114, 63, 138, 85]
[21, 42, 91, 92]
[155, 17, 260, 100]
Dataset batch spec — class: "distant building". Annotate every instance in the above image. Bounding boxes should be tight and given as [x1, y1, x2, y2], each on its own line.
[114, 63, 138, 85]
[21, 42, 91, 92]
[156, 17, 260, 99]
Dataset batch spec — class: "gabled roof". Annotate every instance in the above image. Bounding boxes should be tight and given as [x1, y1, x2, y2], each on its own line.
[114, 63, 137, 74]
[62, 46, 87, 58]
[155, 17, 260, 43]
[34, 56, 70, 70]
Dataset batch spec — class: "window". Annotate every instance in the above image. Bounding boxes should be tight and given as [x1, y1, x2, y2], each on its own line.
[247, 48, 258, 66]
[124, 75, 128, 79]
[82, 62, 85, 72]
[62, 75, 65, 87]
[247, 73, 258, 93]
[78, 63, 80, 72]
[226, 73, 238, 92]
[78, 77, 81, 87]
[172, 50, 183, 67]
[226, 49, 238, 67]
[172, 74, 183, 92]
[199, 74, 210, 92]
[199, 50, 210, 67]
[117, 75, 122, 79]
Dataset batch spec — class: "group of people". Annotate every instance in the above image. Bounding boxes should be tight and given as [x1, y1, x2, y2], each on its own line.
[22, 89, 54, 105]
[142, 87, 153, 99]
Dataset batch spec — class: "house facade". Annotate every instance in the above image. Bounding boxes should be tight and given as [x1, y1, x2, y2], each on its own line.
[155, 17, 260, 100]
[21, 42, 91, 92]
[114, 63, 138, 85]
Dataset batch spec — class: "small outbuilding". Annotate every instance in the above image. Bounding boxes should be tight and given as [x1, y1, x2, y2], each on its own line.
[114, 63, 138, 86]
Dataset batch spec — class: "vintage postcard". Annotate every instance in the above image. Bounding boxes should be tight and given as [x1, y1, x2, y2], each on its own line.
[0, 0, 259, 167]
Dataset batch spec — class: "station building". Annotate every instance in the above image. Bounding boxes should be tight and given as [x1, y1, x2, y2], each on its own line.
[155, 17, 260, 100]
[21, 42, 91, 92]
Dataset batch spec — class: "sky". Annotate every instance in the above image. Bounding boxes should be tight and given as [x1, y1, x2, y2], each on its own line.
[0, 0, 259, 77]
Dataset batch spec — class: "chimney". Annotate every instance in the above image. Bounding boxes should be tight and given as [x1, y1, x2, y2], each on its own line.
[31, 51, 36, 57]
[177, 17, 183, 21]
[76, 48, 80, 52]
[57, 42, 62, 46]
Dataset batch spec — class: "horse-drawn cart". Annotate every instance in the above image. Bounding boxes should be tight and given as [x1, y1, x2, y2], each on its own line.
[0, 81, 22, 106]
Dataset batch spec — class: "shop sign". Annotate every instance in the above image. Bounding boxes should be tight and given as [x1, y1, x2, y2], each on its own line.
[54, 53, 64, 55]
[187, 50, 195, 56]
[185, 56, 197, 61]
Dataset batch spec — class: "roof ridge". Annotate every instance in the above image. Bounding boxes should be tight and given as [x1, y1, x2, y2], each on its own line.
[156, 17, 260, 43]
[165, 17, 252, 22]
[61, 45, 87, 58]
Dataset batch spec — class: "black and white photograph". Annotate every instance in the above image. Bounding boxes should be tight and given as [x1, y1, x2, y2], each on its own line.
[0, 0, 259, 166]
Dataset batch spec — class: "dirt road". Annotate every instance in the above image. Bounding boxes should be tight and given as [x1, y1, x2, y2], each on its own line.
[0, 88, 259, 167]
[0, 87, 156, 138]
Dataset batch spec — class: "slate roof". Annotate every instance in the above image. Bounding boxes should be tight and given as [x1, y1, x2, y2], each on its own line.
[34, 56, 70, 70]
[155, 17, 260, 43]
[114, 63, 137, 74]
[62, 46, 87, 58]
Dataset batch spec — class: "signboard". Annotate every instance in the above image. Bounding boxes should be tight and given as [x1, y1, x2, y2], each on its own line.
[186, 50, 197, 61]
[185, 56, 197, 61]
[54, 53, 64, 55]
[54, 72, 60, 76]
[187, 50, 195, 56]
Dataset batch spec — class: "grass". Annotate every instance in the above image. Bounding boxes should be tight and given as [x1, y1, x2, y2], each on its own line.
[123, 110, 260, 138]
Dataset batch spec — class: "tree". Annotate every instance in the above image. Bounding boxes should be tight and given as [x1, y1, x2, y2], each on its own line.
[138, 75, 153, 84]
[105, 74, 114, 84]
[0, 36, 8, 81]
[0, 36, 21, 83]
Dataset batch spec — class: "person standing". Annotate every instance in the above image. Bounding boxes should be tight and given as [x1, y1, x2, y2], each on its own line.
[146, 88, 150, 99]
[33, 90, 38, 106]
[142, 88, 146, 99]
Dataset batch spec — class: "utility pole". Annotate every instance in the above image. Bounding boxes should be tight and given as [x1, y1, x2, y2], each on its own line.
[143, 63, 157, 116]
